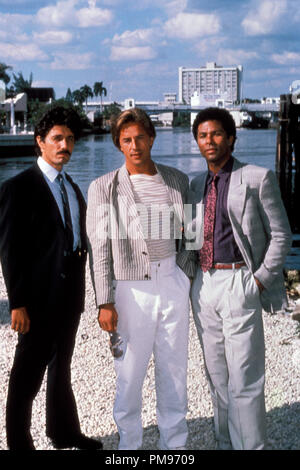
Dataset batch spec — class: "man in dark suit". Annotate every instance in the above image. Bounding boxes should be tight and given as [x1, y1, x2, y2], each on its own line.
[0, 105, 102, 450]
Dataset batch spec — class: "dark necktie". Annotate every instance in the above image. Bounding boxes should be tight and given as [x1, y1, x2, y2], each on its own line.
[199, 175, 218, 272]
[57, 173, 74, 251]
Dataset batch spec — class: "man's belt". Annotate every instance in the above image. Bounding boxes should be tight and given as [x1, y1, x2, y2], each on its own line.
[212, 262, 246, 270]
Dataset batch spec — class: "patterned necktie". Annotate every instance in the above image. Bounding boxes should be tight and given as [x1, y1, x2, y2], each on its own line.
[57, 173, 74, 251]
[199, 174, 218, 272]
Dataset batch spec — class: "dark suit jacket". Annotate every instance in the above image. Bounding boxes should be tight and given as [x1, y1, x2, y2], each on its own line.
[0, 163, 87, 316]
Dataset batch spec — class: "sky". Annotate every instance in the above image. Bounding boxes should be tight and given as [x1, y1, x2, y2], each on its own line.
[0, 0, 299, 102]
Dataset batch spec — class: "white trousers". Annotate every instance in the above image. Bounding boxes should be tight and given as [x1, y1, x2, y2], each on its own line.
[191, 266, 266, 450]
[113, 256, 190, 450]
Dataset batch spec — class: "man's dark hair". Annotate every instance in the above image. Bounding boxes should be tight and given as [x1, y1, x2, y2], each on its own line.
[34, 105, 83, 156]
[192, 107, 237, 151]
[110, 107, 156, 150]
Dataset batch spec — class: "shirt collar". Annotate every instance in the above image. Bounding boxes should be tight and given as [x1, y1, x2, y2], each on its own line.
[207, 156, 233, 184]
[37, 157, 66, 183]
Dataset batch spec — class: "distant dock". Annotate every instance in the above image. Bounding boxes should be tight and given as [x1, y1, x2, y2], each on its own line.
[0, 134, 35, 157]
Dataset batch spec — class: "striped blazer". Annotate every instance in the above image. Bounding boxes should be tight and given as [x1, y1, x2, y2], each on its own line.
[87, 163, 195, 307]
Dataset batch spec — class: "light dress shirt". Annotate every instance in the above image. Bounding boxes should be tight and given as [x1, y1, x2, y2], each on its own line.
[37, 157, 81, 250]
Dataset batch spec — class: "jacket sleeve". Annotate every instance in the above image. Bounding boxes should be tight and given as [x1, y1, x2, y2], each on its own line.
[254, 169, 292, 289]
[0, 180, 29, 310]
[86, 178, 114, 307]
[176, 173, 198, 278]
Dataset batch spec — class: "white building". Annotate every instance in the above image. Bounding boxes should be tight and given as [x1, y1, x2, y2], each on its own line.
[261, 97, 280, 105]
[0, 80, 5, 103]
[179, 62, 243, 105]
[163, 92, 177, 104]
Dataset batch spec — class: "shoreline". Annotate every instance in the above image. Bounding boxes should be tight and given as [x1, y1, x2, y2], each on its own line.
[0, 267, 299, 450]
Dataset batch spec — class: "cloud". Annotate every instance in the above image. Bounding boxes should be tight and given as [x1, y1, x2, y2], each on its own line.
[77, 4, 113, 27]
[164, 12, 221, 39]
[49, 51, 94, 69]
[150, 0, 188, 16]
[33, 30, 73, 44]
[110, 45, 157, 61]
[242, 0, 287, 36]
[111, 29, 154, 47]
[217, 48, 259, 65]
[271, 51, 300, 65]
[108, 27, 159, 61]
[36, 0, 113, 28]
[36, 0, 76, 28]
[0, 42, 48, 61]
[0, 12, 32, 41]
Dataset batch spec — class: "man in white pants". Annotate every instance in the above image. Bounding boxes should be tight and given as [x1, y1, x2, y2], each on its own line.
[189, 107, 292, 449]
[86, 108, 194, 450]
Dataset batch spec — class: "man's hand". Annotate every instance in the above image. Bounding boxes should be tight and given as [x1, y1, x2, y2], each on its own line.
[254, 277, 265, 293]
[11, 307, 30, 334]
[98, 303, 118, 332]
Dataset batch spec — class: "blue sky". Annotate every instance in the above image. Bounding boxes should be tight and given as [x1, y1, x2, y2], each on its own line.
[0, 0, 299, 101]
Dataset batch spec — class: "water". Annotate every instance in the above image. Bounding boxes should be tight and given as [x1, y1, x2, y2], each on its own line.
[1, 127, 299, 268]
[0, 127, 277, 196]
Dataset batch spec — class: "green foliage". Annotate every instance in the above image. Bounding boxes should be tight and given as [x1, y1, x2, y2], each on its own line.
[27, 100, 48, 127]
[173, 111, 190, 127]
[79, 85, 93, 114]
[102, 102, 121, 120]
[26, 98, 91, 130]
[12, 72, 33, 93]
[93, 82, 107, 112]
[0, 62, 12, 85]
[65, 88, 73, 103]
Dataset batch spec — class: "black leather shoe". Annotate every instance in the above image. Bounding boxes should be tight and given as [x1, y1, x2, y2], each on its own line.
[51, 434, 103, 450]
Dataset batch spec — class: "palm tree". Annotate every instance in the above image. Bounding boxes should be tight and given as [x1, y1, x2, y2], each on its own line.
[65, 88, 73, 103]
[12, 72, 33, 93]
[72, 89, 85, 107]
[0, 62, 12, 85]
[93, 81, 107, 113]
[80, 85, 93, 114]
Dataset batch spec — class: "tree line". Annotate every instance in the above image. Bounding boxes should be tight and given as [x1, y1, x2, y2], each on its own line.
[0, 62, 121, 131]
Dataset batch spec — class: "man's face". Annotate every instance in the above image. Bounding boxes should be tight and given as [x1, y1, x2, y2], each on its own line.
[119, 122, 154, 173]
[36, 125, 75, 171]
[196, 120, 233, 169]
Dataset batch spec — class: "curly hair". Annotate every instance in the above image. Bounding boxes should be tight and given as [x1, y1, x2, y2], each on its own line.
[192, 107, 237, 151]
[110, 107, 156, 150]
[34, 105, 83, 156]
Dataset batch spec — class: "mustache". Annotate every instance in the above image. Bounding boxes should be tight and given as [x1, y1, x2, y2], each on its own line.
[57, 150, 71, 156]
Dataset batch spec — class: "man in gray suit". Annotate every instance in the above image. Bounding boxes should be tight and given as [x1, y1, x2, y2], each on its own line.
[87, 108, 193, 450]
[190, 107, 292, 450]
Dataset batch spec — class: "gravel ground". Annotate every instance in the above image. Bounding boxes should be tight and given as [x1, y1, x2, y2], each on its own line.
[0, 266, 299, 451]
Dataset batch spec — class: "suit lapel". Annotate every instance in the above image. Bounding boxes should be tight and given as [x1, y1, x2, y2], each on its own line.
[191, 172, 207, 204]
[65, 173, 87, 250]
[157, 164, 184, 220]
[227, 158, 253, 268]
[30, 163, 65, 230]
[227, 158, 247, 226]
[116, 164, 145, 239]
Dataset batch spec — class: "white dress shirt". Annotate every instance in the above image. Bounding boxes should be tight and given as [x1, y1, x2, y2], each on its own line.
[37, 157, 81, 250]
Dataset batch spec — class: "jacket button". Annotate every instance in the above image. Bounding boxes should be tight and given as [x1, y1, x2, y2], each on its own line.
[144, 274, 149, 279]
[60, 273, 66, 279]
[142, 251, 147, 255]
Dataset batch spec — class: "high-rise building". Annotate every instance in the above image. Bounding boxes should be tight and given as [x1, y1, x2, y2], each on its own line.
[178, 62, 243, 105]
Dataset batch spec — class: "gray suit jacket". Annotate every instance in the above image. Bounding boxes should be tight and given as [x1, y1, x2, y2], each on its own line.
[87, 163, 194, 306]
[190, 157, 292, 313]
